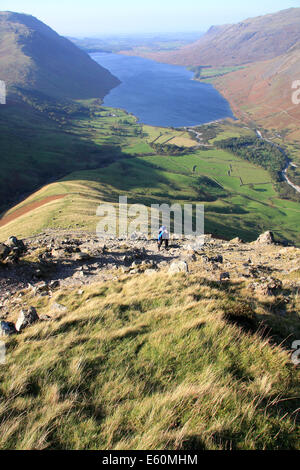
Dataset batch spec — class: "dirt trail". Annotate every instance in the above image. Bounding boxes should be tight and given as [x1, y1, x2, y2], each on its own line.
[0, 195, 65, 228]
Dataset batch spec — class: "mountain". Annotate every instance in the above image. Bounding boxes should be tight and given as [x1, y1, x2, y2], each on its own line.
[0, 12, 123, 212]
[210, 47, 300, 146]
[0, 11, 120, 99]
[135, 8, 300, 150]
[142, 8, 300, 67]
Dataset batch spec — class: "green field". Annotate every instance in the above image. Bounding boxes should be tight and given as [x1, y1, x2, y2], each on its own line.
[190, 65, 245, 82]
[1, 98, 300, 245]
[1, 142, 300, 244]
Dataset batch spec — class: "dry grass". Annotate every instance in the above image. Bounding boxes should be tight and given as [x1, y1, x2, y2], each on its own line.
[0, 270, 299, 450]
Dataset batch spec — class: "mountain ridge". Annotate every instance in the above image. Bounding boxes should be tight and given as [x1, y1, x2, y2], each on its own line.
[0, 11, 120, 99]
[138, 8, 300, 67]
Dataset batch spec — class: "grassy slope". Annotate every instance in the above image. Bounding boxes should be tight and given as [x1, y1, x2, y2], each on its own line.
[1, 269, 299, 450]
[208, 50, 300, 155]
[1, 138, 300, 244]
[1, 112, 300, 244]
[0, 101, 125, 212]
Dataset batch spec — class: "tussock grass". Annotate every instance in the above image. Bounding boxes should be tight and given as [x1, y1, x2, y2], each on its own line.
[0, 271, 299, 450]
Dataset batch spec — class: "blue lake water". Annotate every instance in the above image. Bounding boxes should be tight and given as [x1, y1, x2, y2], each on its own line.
[91, 52, 234, 128]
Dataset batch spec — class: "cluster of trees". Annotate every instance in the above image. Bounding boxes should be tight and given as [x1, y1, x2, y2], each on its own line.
[216, 137, 286, 181]
[15, 89, 93, 124]
[275, 182, 300, 203]
[109, 124, 144, 137]
[150, 142, 195, 155]
[287, 167, 300, 186]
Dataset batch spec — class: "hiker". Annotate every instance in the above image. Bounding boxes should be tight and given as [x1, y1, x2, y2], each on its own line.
[158, 226, 169, 251]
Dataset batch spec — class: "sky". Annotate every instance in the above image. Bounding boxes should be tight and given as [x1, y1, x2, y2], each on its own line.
[1, 0, 299, 36]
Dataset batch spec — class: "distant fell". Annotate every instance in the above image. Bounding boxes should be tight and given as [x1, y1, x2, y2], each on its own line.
[0, 11, 120, 99]
[142, 8, 300, 67]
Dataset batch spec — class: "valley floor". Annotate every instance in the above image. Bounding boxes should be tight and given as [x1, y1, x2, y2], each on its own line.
[1, 110, 300, 245]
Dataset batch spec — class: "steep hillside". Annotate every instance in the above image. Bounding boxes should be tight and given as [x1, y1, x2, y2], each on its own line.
[141, 8, 300, 67]
[208, 49, 300, 152]
[0, 231, 299, 449]
[0, 11, 120, 99]
[0, 12, 122, 212]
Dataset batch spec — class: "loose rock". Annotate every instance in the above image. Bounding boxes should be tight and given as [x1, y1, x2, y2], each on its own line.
[169, 261, 189, 273]
[256, 231, 275, 245]
[16, 307, 39, 332]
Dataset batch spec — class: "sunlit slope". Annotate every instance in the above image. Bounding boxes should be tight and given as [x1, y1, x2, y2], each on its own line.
[1, 149, 300, 244]
[1, 266, 299, 449]
[140, 8, 300, 67]
[209, 50, 300, 153]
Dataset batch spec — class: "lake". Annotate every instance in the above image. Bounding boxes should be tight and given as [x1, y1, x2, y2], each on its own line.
[91, 52, 234, 128]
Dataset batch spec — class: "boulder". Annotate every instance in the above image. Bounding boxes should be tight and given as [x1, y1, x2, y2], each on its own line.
[6, 236, 27, 260]
[131, 260, 142, 269]
[183, 253, 197, 263]
[257, 278, 283, 296]
[169, 261, 189, 274]
[220, 272, 230, 281]
[16, 307, 39, 332]
[255, 231, 275, 245]
[74, 252, 91, 261]
[33, 282, 49, 296]
[0, 321, 17, 337]
[0, 243, 11, 262]
[130, 269, 139, 274]
[230, 237, 244, 244]
[49, 280, 60, 289]
[121, 266, 130, 274]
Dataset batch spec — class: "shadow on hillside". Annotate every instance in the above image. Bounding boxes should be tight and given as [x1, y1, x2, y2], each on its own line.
[195, 277, 300, 349]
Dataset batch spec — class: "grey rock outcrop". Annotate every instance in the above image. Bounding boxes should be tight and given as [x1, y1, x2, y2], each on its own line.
[16, 307, 39, 332]
[256, 231, 275, 245]
[169, 261, 189, 273]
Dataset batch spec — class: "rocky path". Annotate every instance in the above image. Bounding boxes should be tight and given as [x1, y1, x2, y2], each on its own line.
[1, 230, 299, 323]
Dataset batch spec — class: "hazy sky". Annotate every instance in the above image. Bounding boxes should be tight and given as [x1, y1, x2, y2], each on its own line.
[1, 0, 299, 35]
